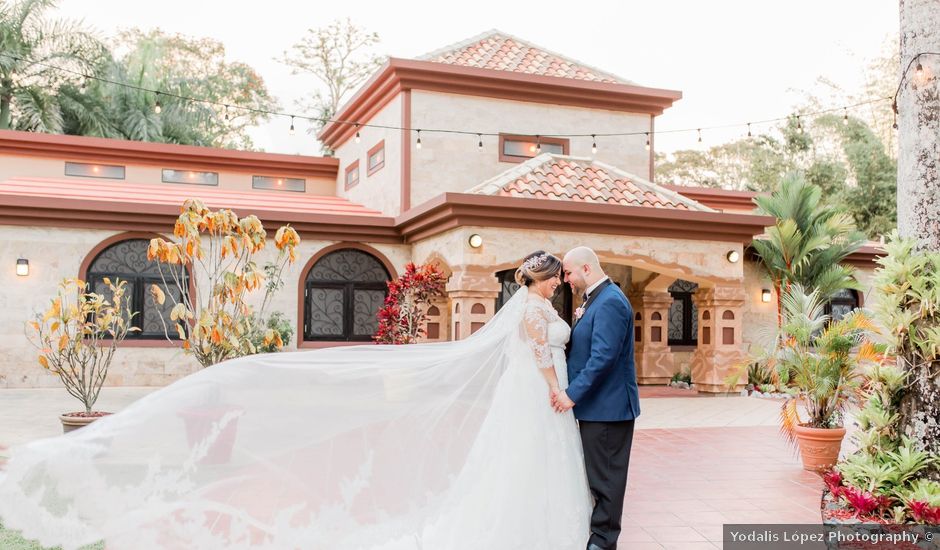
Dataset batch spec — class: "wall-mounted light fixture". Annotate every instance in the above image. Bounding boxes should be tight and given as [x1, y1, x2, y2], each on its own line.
[16, 258, 29, 277]
[726, 250, 740, 263]
[761, 289, 772, 303]
[468, 234, 483, 248]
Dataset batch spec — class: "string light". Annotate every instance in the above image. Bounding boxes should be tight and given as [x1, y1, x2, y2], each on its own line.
[644, 132, 650, 151]
[354, 123, 361, 143]
[477, 133, 483, 152]
[416, 129, 422, 150]
[591, 134, 597, 155]
[1, 50, 933, 151]
[843, 108, 848, 125]
[289, 116, 295, 135]
[224, 105, 229, 121]
[747, 123, 752, 138]
[535, 135, 541, 154]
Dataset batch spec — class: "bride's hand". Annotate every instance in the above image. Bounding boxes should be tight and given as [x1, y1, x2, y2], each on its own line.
[549, 386, 560, 407]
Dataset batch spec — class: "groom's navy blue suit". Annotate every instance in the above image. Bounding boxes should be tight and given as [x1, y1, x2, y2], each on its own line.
[566, 278, 639, 550]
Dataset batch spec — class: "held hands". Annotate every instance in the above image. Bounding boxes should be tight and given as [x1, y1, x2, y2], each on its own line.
[551, 389, 575, 413]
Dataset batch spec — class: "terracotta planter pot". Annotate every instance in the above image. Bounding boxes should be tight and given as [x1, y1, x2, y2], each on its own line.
[60, 411, 112, 433]
[794, 424, 846, 474]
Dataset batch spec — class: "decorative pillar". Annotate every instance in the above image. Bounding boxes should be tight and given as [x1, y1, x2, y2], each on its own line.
[446, 267, 500, 341]
[627, 291, 676, 384]
[420, 296, 450, 343]
[690, 286, 747, 393]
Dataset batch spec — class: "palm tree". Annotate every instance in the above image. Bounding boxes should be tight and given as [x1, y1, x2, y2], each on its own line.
[751, 172, 867, 329]
[0, 0, 105, 131]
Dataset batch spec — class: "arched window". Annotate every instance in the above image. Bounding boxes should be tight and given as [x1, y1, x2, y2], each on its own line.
[303, 249, 390, 341]
[825, 289, 860, 322]
[494, 268, 572, 322]
[86, 239, 187, 339]
[668, 279, 698, 346]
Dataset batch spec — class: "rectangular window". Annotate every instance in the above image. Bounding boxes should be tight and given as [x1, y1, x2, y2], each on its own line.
[162, 169, 219, 186]
[366, 140, 385, 176]
[345, 160, 360, 189]
[64, 162, 125, 179]
[252, 175, 306, 192]
[498, 134, 569, 163]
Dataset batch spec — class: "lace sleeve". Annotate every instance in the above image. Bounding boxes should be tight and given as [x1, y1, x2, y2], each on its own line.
[523, 303, 554, 369]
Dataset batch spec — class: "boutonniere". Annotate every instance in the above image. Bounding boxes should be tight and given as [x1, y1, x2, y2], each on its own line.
[574, 305, 586, 320]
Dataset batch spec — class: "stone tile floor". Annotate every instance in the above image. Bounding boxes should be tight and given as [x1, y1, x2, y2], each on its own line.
[0, 385, 828, 549]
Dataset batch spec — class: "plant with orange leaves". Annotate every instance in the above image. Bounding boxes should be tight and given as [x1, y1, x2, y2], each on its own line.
[27, 278, 139, 413]
[147, 199, 301, 368]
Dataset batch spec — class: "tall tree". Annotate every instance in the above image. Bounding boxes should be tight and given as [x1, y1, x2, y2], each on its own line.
[895, 0, 940, 470]
[0, 0, 105, 131]
[279, 19, 384, 144]
[61, 29, 279, 149]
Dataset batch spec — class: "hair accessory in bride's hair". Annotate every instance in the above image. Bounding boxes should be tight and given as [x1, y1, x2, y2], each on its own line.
[522, 253, 548, 272]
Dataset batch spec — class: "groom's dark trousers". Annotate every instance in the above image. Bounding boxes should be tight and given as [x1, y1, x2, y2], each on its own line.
[565, 279, 640, 550]
[579, 419, 634, 549]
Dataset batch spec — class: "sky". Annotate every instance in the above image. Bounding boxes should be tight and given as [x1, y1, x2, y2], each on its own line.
[57, 0, 900, 156]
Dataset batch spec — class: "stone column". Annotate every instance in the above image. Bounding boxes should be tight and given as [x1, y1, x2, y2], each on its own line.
[419, 296, 450, 343]
[628, 291, 676, 384]
[446, 267, 500, 341]
[690, 286, 747, 393]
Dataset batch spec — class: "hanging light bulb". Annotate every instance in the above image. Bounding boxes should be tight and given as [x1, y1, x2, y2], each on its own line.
[797, 115, 803, 134]
[915, 61, 924, 76]
[892, 101, 899, 130]
[79, 76, 87, 92]
[591, 134, 597, 155]
[477, 133, 483, 152]
[535, 135, 541, 154]
[154, 93, 162, 114]
[843, 108, 848, 125]
[697, 128, 702, 143]
[289, 116, 295, 135]
[224, 105, 229, 121]
[416, 130, 422, 150]
[644, 132, 650, 152]
[747, 123, 752, 138]
[354, 123, 361, 144]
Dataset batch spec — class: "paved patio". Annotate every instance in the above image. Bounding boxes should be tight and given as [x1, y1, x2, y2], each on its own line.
[0, 386, 827, 549]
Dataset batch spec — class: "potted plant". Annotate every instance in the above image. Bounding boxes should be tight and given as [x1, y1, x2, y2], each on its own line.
[147, 199, 300, 464]
[374, 262, 447, 345]
[27, 278, 139, 432]
[776, 284, 879, 474]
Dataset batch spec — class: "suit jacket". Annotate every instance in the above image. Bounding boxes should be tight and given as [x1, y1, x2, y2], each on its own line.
[566, 279, 640, 422]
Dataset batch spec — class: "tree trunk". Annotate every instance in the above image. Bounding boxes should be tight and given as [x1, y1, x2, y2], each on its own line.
[897, 0, 940, 476]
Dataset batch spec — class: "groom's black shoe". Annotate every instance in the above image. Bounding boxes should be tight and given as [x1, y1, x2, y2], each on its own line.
[587, 544, 610, 550]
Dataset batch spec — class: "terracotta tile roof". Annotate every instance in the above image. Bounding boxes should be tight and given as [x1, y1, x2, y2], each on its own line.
[418, 30, 631, 84]
[0, 177, 383, 217]
[467, 155, 714, 212]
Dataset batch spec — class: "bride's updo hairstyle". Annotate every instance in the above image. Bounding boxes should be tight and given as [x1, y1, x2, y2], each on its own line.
[515, 250, 562, 286]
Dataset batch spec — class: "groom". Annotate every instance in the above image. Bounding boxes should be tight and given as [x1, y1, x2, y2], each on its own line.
[554, 246, 640, 550]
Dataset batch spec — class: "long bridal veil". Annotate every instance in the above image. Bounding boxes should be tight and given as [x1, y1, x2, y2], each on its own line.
[0, 287, 535, 549]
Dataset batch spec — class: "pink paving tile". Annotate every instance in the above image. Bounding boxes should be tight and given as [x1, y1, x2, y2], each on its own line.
[626, 512, 688, 527]
[661, 543, 720, 550]
[644, 526, 710, 543]
[691, 523, 727, 542]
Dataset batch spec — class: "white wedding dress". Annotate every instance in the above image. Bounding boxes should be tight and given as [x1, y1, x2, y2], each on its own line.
[0, 288, 591, 549]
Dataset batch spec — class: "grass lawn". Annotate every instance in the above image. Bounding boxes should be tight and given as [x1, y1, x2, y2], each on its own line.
[0, 521, 103, 550]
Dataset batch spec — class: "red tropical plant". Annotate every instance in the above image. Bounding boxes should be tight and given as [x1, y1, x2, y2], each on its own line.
[374, 263, 447, 345]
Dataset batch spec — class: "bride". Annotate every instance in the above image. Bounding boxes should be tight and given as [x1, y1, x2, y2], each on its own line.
[0, 251, 592, 549]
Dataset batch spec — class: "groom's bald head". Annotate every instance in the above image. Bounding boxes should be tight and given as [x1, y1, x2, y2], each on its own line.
[562, 247, 605, 295]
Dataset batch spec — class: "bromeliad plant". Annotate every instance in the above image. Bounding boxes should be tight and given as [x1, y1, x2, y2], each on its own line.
[374, 262, 447, 345]
[27, 278, 138, 413]
[777, 284, 881, 435]
[147, 199, 300, 367]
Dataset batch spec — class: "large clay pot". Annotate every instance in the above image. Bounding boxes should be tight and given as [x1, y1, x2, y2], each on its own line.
[794, 424, 846, 474]
[60, 411, 112, 433]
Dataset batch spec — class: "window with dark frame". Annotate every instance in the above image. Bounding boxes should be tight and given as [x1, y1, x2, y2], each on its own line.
[668, 279, 698, 346]
[162, 169, 219, 186]
[252, 175, 305, 192]
[367, 140, 385, 176]
[825, 289, 860, 323]
[498, 134, 569, 163]
[65, 162, 125, 179]
[494, 269, 572, 323]
[303, 249, 390, 341]
[344, 160, 360, 189]
[85, 239, 188, 340]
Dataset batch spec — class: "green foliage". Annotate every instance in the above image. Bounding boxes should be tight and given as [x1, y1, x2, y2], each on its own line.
[249, 311, 294, 354]
[670, 369, 691, 384]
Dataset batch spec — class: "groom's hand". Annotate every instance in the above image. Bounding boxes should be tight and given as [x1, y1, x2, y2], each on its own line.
[553, 391, 575, 413]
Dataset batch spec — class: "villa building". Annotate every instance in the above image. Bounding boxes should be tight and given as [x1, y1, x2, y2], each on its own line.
[0, 31, 882, 391]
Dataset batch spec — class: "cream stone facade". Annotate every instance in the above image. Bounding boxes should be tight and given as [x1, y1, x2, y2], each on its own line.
[0, 30, 883, 392]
